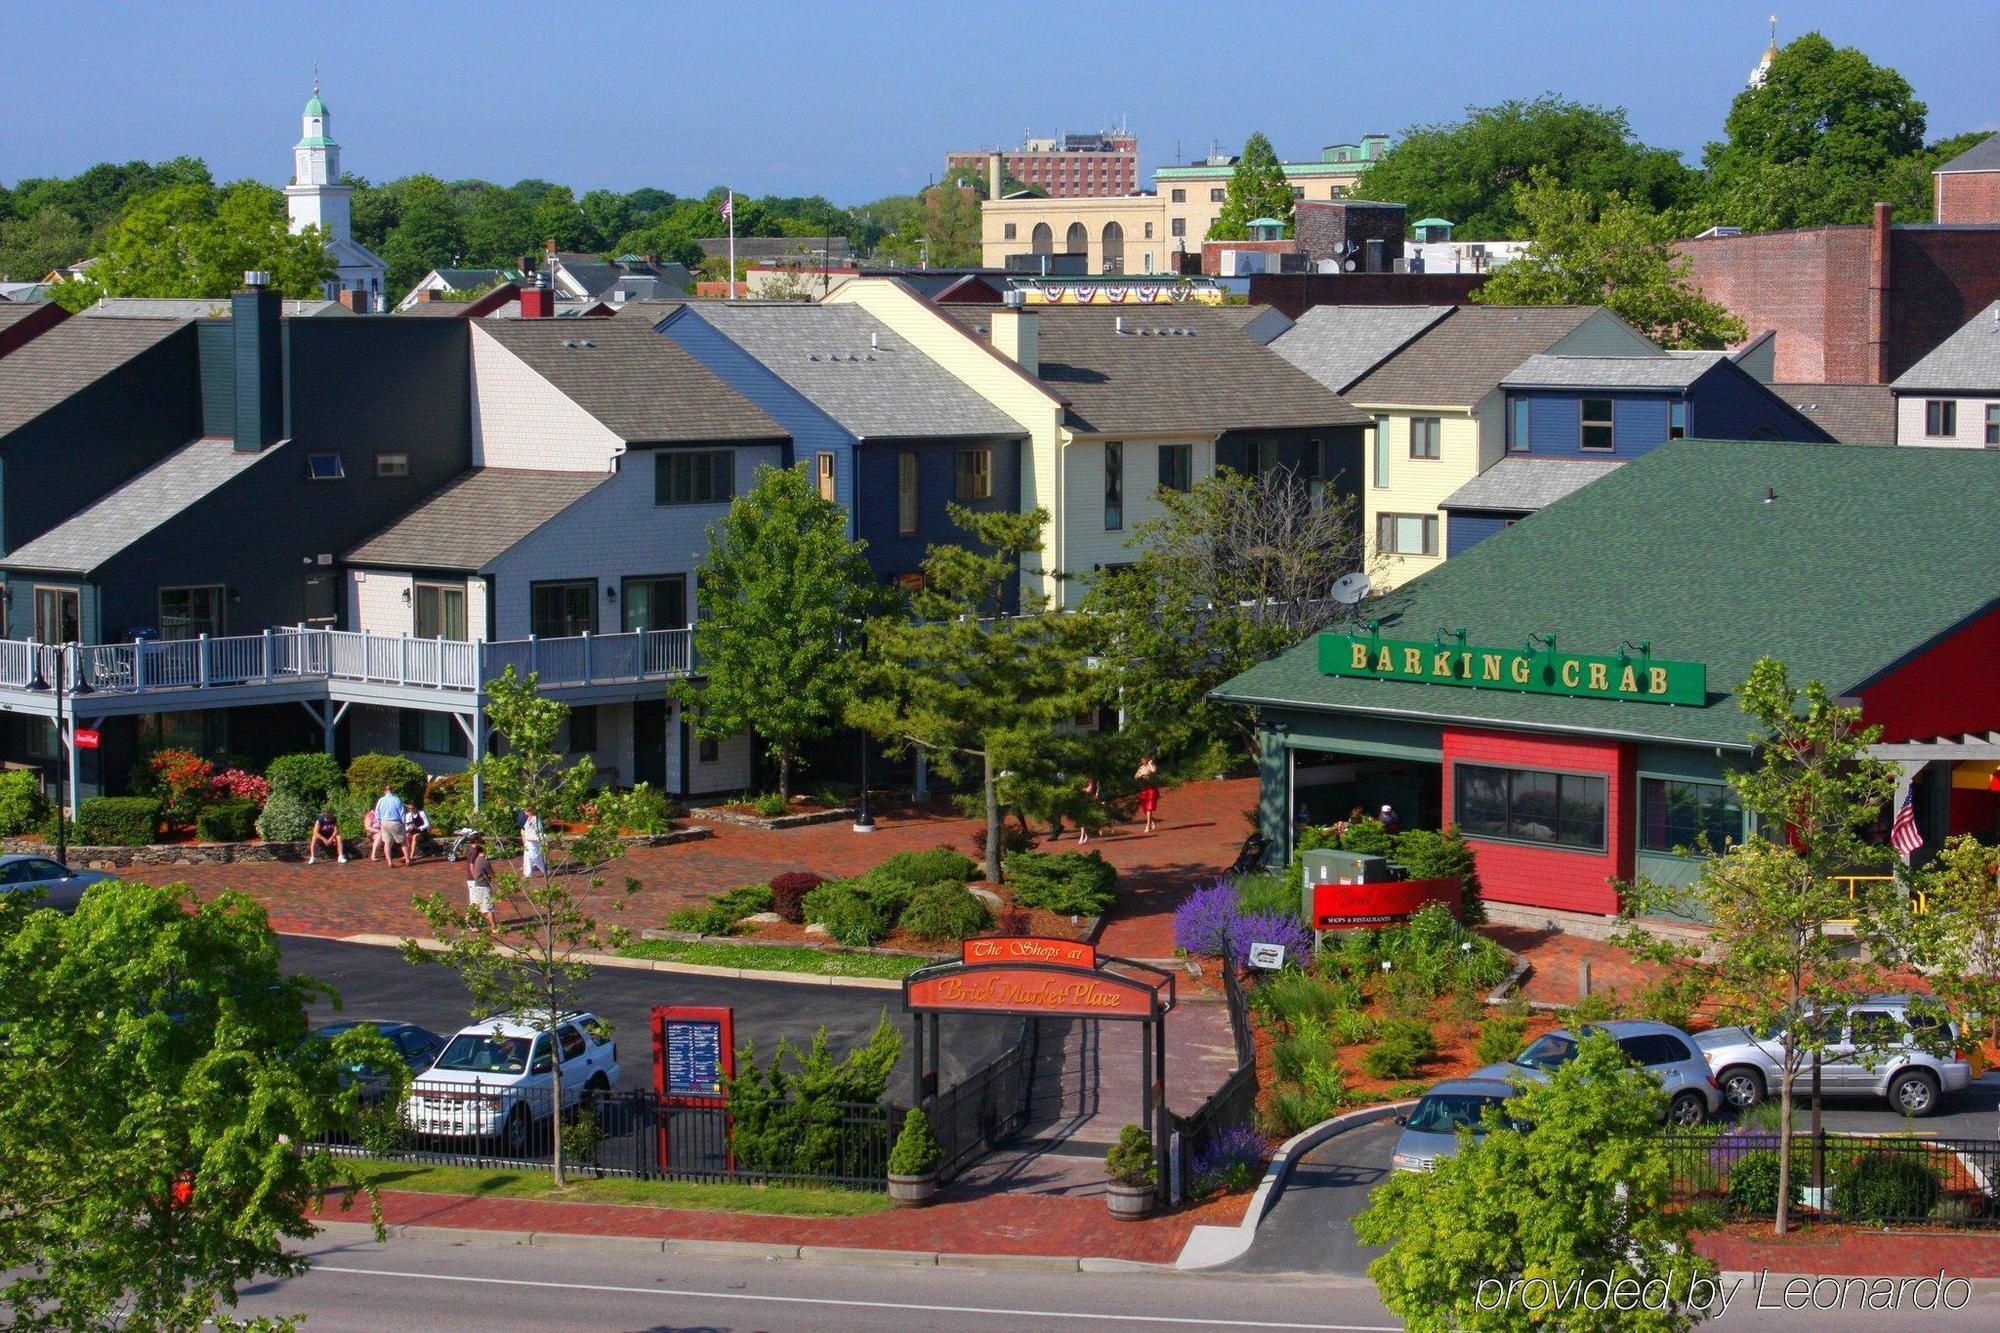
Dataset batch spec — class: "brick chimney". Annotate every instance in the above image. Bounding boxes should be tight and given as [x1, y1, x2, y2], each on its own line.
[1867, 202, 1892, 384]
[989, 152, 1004, 202]
[231, 271, 283, 452]
[990, 306, 1039, 376]
[337, 287, 370, 312]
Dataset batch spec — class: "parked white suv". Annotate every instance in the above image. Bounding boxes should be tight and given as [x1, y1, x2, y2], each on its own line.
[405, 1012, 619, 1155]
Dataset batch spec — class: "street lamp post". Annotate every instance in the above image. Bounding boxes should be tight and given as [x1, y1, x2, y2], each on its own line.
[852, 726, 875, 834]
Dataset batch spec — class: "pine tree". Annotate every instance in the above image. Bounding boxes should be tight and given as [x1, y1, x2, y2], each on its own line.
[1207, 132, 1294, 240]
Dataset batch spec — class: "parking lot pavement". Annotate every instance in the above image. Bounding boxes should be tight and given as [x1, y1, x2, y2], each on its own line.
[1222, 1118, 1401, 1278]
[282, 934, 1012, 1092]
[1796, 1072, 1999, 1139]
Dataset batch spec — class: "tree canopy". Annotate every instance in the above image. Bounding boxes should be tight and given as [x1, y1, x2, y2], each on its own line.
[1473, 172, 1745, 349]
[1207, 132, 1294, 240]
[77, 179, 332, 306]
[1362, 96, 1699, 237]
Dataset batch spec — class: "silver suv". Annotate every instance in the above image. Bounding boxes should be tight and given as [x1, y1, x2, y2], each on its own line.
[1471, 1019, 1721, 1126]
[1692, 995, 1969, 1118]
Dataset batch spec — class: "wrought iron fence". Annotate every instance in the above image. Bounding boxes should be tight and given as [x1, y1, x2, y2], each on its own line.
[927, 1019, 1036, 1180]
[319, 1081, 895, 1191]
[1663, 1131, 1999, 1226]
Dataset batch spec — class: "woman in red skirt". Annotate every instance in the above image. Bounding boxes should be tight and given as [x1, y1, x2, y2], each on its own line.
[1135, 754, 1160, 834]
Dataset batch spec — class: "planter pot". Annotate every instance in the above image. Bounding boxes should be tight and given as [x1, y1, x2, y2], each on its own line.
[887, 1172, 939, 1208]
[1105, 1180, 1156, 1221]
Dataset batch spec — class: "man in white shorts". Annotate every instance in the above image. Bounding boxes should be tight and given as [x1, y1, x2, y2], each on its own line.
[465, 838, 496, 928]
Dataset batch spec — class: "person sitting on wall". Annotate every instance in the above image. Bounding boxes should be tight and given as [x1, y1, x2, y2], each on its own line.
[307, 808, 347, 865]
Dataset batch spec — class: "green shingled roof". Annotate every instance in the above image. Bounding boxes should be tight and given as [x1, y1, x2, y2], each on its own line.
[1211, 439, 2000, 749]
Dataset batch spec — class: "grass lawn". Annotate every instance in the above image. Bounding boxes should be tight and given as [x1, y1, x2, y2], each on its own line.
[357, 1162, 893, 1217]
[620, 937, 931, 980]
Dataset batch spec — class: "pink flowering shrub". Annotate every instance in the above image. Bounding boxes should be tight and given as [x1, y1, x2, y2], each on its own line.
[210, 768, 271, 806]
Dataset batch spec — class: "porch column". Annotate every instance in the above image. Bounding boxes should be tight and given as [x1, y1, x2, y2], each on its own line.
[64, 713, 81, 820]
[469, 706, 486, 809]
[1258, 722, 1291, 867]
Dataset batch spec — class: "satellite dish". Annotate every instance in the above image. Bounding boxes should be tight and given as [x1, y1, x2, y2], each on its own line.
[1331, 572, 1372, 606]
[1342, 259, 1358, 272]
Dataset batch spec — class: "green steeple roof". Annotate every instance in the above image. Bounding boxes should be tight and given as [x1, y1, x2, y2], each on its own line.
[304, 93, 327, 116]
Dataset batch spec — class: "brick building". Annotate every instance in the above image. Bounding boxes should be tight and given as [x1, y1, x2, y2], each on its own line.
[1933, 134, 2000, 225]
[1678, 204, 2000, 384]
[947, 132, 1138, 199]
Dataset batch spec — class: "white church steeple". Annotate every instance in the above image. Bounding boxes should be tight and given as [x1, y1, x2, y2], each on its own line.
[1749, 15, 1778, 89]
[283, 77, 388, 309]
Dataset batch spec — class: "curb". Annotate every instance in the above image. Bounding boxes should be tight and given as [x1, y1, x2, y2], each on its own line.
[331, 933, 904, 991]
[311, 1218, 1109, 1272]
[1173, 1101, 1415, 1271]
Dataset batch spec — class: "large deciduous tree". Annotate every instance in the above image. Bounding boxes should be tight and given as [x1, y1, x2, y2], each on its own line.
[1082, 468, 1368, 771]
[0, 882, 398, 1328]
[379, 174, 466, 293]
[1362, 96, 1698, 237]
[1617, 657, 1898, 1234]
[0, 205, 88, 282]
[849, 507, 1095, 882]
[404, 667, 635, 1187]
[1355, 1033, 1719, 1332]
[673, 463, 877, 799]
[1703, 32, 1928, 229]
[84, 179, 332, 303]
[1473, 172, 1745, 349]
[1207, 132, 1294, 240]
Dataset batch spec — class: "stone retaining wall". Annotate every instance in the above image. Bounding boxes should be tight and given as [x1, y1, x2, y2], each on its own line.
[5, 825, 710, 870]
[686, 806, 856, 832]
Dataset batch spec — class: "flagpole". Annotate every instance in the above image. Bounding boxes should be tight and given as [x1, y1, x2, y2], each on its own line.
[727, 190, 736, 301]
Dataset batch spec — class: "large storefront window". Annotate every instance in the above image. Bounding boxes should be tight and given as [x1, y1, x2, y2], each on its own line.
[1455, 762, 1606, 850]
[1639, 777, 1741, 854]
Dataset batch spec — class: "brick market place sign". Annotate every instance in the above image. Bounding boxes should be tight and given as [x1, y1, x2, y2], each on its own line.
[1318, 633, 1706, 706]
[905, 953, 1173, 1022]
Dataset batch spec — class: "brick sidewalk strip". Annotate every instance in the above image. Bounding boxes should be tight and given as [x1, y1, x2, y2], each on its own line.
[314, 1185, 1251, 1266]
[1694, 1229, 2000, 1278]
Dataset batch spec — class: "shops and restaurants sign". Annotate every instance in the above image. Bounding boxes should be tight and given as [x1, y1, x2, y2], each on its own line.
[1318, 633, 1706, 706]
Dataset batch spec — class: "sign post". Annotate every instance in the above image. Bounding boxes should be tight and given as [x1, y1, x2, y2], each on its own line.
[651, 1005, 735, 1175]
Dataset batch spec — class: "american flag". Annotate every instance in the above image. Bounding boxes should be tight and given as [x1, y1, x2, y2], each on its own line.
[1890, 787, 1922, 864]
[720, 191, 733, 220]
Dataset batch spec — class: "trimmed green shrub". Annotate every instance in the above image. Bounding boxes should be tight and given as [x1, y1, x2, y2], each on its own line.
[1105, 1124, 1156, 1186]
[888, 1108, 944, 1177]
[849, 870, 918, 923]
[0, 770, 49, 837]
[769, 872, 822, 924]
[76, 797, 160, 847]
[1834, 1151, 1943, 1224]
[1235, 872, 1300, 921]
[1337, 817, 1394, 856]
[1359, 1019, 1437, 1080]
[1474, 1015, 1528, 1066]
[332, 790, 370, 841]
[714, 882, 774, 917]
[802, 880, 889, 947]
[266, 752, 344, 804]
[1391, 824, 1485, 925]
[346, 753, 427, 806]
[596, 783, 679, 834]
[665, 903, 745, 936]
[1725, 1150, 1798, 1218]
[898, 880, 992, 943]
[195, 798, 260, 843]
[255, 788, 317, 843]
[750, 792, 789, 818]
[874, 847, 979, 887]
[1004, 849, 1117, 917]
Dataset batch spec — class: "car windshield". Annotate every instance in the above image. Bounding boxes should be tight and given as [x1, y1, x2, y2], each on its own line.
[1513, 1034, 1579, 1072]
[1406, 1093, 1509, 1134]
[434, 1032, 532, 1074]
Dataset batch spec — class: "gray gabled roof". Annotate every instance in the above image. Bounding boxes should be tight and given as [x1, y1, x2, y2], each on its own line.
[0, 316, 188, 439]
[1934, 133, 2000, 175]
[477, 320, 786, 444]
[1502, 353, 1716, 391]
[345, 468, 613, 572]
[1439, 456, 1627, 513]
[1892, 301, 2000, 393]
[686, 304, 1022, 440]
[1, 437, 271, 575]
[1344, 306, 1607, 409]
[1767, 383, 1897, 446]
[1269, 304, 1452, 393]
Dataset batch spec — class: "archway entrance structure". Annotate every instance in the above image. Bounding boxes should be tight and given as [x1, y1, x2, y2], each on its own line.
[903, 937, 1177, 1194]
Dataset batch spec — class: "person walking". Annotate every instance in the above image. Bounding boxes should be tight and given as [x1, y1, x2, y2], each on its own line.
[519, 807, 547, 878]
[307, 808, 346, 864]
[1077, 778, 1100, 845]
[374, 786, 408, 867]
[464, 837, 497, 929]
[1134, 755, 1160, 835]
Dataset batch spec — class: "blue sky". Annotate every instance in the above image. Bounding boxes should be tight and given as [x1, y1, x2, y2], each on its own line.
[2, 0, 1994, 206]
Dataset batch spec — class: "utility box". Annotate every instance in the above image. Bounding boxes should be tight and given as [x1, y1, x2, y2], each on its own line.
[1300, 849, 1393, 888]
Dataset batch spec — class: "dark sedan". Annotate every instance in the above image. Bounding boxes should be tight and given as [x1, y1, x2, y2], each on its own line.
[313, 1020, 447, 1093]
[0, 854, 117, 912]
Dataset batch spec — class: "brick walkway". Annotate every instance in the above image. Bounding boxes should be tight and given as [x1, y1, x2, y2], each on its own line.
[113, 778, 1260, 950]
[1484, 925, 1669, 1007]
[318, 1183, 1249, 1264]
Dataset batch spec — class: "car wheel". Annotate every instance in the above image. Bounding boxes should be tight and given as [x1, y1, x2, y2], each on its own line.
[1667, 1091, 1707, 1127]
[1718, 1066, 1766, 1110]
[503, 1105, 533, 1156]
[1888, 1069, 1940, 1118]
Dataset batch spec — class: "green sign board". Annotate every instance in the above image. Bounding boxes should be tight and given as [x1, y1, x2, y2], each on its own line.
[1318, 634, 1706, 706]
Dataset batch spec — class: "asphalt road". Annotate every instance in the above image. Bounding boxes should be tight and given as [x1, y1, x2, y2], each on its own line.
[1223, 1117, 1400, 1278]
[281, 935, 1013, 1092]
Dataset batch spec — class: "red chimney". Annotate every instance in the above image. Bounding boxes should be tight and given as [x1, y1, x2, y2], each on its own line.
[519, 281, 556, 319]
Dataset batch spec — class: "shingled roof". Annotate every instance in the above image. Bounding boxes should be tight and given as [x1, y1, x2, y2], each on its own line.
[477, 320, 785, 445]
[1344, 306, 1605, 409]
[1934, 133, 2000, 175]
[1214, 439, 2000, 749]
[1891, 300, 2000, 394]
[0, 316, 188, 438]
[1768, 383, 1896, 446]
[1439, 456, 1626, 513]
[950, 305, 1368, 435]
[1270, 305, 1452, 393]
[346, 468, 612, 572]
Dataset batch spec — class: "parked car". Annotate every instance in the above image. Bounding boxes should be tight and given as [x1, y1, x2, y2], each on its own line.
[1390, 1077, 1524, 1172]
[312, 1020, 446, 1094]
[1471, 1019, 1721, 1126]
[0, 854, 116, 912]
[404, 1012, 619, 1155]
[1692, 996, 1969, 1117]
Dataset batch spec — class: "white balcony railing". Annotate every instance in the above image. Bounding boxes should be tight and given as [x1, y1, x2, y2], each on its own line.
[0, 627, 696, 700]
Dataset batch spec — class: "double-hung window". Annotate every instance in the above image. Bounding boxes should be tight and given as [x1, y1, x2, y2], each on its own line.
[1409, 416, 1441, 460]
[654, 450, 733, 505]
[1925, 400, 1957, 437]
[1372, 415, 1390, 487]
[1455, 762, 1607, 850]
[815, 451, 836, 501]
[1375, 513, 1437, 557]
[1668, 401, 1688, 440]
[1103, 441, 1124, 531]
[1986, 404, 2000, 446]
[955, 448, 992, 502]
[1580, 399, 1615, 451]
[1157, 443, 1192, 493]
[1508, 398, 1531, 452]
